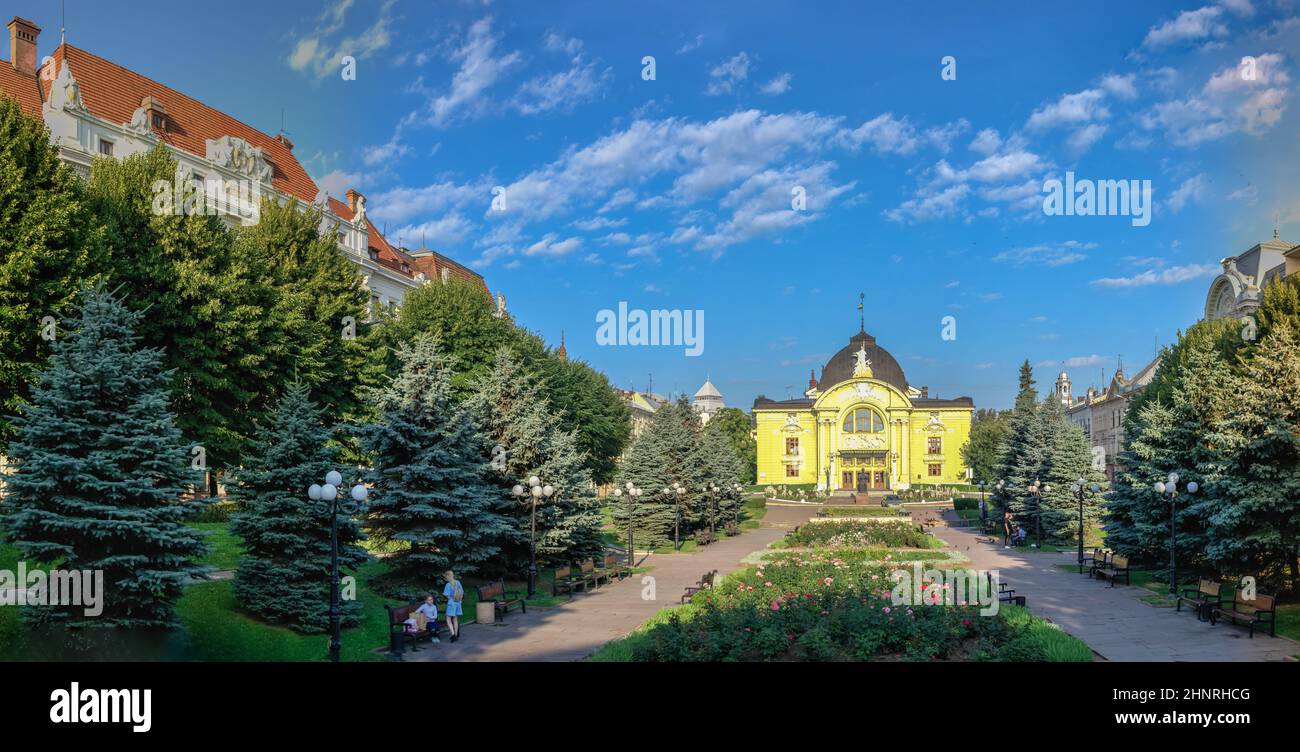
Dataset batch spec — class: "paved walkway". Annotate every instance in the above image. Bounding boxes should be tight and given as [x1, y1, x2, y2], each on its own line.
[933, 524, 1299, 661]
[397, 504, 815, 662]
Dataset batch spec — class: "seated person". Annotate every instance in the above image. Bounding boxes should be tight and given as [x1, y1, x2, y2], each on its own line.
[409, 594, 441, 643]
[1014, 526, 1027, 546]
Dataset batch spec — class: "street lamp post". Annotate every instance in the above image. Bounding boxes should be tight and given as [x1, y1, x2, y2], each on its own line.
[1026, 478, 1050, 549]
[706, 483, 719, 537]
[308, 471, 368, 663]
[512, 475, 554, 597]
[612, 481, 641, 568]
[664, 483, 685, 550]
[994, 479, 1006, 545]
[1154, 473, 1198, 595]
[1070, 478, 1101, 574]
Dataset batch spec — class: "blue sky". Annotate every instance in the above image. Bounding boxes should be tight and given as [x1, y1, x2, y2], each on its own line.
[22, 0, 1300, 409]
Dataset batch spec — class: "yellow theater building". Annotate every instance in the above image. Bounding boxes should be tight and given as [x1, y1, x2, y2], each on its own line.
[753, 325, 974, 492]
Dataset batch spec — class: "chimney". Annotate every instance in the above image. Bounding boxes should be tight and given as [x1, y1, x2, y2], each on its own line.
[920, 386, 929, 399]
[275, 133, 294, 150]
[8, 17, 39, 76]
[346, 189, 363, 214]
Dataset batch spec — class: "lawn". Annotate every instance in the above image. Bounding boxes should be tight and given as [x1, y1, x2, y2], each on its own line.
[191, 521, 243, 571]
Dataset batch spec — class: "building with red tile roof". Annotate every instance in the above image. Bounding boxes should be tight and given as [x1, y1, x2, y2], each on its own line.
[0, 16, 488, 309]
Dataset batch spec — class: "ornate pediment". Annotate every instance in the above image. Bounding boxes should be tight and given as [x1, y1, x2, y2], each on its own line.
[925, 412, 944, 431]
[780, 413, 804, 433]
[206, 136, 274, 182]
[44, 60, 87, 115]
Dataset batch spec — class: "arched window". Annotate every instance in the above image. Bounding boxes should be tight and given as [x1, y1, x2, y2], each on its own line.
[841, 407, 885, 434]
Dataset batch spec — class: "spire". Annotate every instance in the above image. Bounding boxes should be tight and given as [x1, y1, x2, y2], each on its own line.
[808, 368, 817, 390]
[557, 331, 567, 361]
[1275, 211, 1281, 239]
[857, 292, 865, 333]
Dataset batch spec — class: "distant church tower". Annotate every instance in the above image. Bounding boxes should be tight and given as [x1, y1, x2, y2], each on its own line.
[692, 375, 725, 424]
[1054, 369, 1072, 406]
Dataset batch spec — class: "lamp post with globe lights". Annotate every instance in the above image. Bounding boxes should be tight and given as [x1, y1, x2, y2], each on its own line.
[512, 475, 553, 598]
[1154, 472, 1198, 595]
[1026, 478, 1049, 549]
[1070, 478, 1101, 574]
[308, 471, 368, 663]
[664, 483, 686, 550]
[705, 482, 720, 537]
[612, 481, 642, 568]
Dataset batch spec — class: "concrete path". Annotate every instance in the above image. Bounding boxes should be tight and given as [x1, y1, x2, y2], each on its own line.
[397, 504, 815, 662]
[933, 524, 1299, 661]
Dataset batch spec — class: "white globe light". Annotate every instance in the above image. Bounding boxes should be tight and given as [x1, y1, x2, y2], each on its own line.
[612, 489, 621, 497]
[325, 470, 343, 487]
[529, 475, 541, 487]
[308, 484, 322, 500]
[542, 484, 554, 497]
[1187, 481, 1199, 493]
[1090, 483, 1100, 493]
[1168, 472, 1179, 484]
[1154, 481, 1166, 494]
[663, 488, 670, 495]
[625, 481, 634, 490]
[1071, 484, 1080, 494]
[512, 484, 524, 497]
[351, 484, 368, 502]
[531, 486, 543, 498]
[321, 483, 338, 501]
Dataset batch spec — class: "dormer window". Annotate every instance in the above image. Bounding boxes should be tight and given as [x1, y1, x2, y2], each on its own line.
[368, 249, 379, 261]
[140, 96, 167, 132]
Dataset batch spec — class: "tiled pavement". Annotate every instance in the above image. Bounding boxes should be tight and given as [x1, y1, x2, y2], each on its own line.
[396, 504, 816, 662]
[934, 524, 1299, 662]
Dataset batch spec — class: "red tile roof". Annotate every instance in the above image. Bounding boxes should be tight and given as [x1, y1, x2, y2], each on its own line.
[41, 44, 319, 203]
[409, 250, 489, 294]
[0, 57, 42, 117]
[328, 196, 414, 277]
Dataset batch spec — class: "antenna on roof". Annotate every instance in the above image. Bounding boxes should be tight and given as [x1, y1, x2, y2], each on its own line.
[1275, 211, 1281, 239]
[61, 0, 66, 44]
[278, 108, 291, 138]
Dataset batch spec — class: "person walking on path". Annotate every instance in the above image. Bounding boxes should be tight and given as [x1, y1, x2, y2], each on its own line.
[443, 571, 464, 643]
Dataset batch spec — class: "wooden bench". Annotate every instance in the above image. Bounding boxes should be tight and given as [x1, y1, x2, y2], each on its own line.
[680, 570, 718, 603]
[1211, 590, 1276, 638]
[387, 602, 442, 654]
[1095, 554, 1130, 587]
[476, 579, 526, 621]
[986, 572, 1020, 605]
[1177, 579, 1223, 622]
[553, 565, 583, 597]
[1085, 549, 1110, 578]
[603, 554, 630, 581]
[580, 558, 607, 589]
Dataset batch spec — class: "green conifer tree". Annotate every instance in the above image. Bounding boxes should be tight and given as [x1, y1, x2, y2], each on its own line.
[0, 286, 207, 630]
[230, 382, 368, 632]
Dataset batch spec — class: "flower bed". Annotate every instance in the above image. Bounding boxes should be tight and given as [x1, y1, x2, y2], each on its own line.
[591, 548, 1092, 662]
[788, 519, 935, 549]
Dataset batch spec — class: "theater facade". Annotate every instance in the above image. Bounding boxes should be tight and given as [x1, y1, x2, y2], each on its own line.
[753, 326, 974, 491]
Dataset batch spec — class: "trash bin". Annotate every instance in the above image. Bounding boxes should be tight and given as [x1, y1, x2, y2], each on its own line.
[475, 600, 496, 625]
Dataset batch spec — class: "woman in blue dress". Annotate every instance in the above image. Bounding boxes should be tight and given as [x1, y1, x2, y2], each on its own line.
[442, 570, 464, 642]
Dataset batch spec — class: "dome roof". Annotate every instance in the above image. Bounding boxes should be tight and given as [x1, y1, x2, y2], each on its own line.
[694, 379, 723, 399]
[818, 329, 908, 394]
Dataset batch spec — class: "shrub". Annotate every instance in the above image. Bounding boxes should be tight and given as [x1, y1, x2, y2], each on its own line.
[787, 520, 932, 549]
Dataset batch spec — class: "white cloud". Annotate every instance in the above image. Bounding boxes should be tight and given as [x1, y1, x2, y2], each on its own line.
[705, 52, 752, 96]
[514, 36, 611, 115]
[1142, 6, 1228, 49]
[1091, 264, 1219, 288]
[761, 72, 793, 95]
[524, 233, 584, 257]
[287, 0, 396, 80]
[884, 184, 970, 223]
[1167, 173, 1209, 212]
[968, 128, 1002, 155]
[1038, 355, 1109, 369]
[1099, 73, 1139, 100]
[993, 241, 1096, 267]
[1139, 54, 1289, 146]
[1026, 88, 1110, 130]
[1066, 123, 1108, 153]
[406, 17, 523, 129]
[676, 34, 704, 54]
